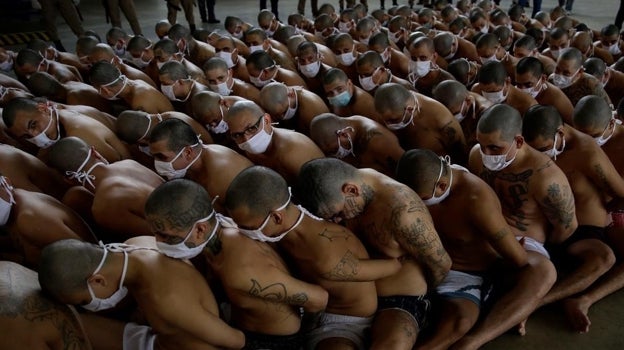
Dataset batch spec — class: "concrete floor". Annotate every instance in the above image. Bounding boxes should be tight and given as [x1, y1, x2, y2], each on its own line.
[3, 0, 624, 348]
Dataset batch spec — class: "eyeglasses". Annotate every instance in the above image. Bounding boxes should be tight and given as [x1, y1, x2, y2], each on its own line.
[230, 115, 264, 141]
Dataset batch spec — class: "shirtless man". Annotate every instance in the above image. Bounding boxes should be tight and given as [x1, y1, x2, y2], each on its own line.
[583, 58, 624, 109]
[115, 109, 212, 157]
[14, 49, 82, 83]
[89, 61, 174, 114]
[126, 35, 155, 71]
[224, 100, 323, 185]
[145, 179, 328, 349]
[46, 137, 164, 239]
[27, 71, 112, 114]
[158, 61, 210, 115]
[227, 166, 402, 349]
[189, 91, 246, 148]
[355, 51, 413, 94]
[368, 32, 410, 81]
[515, 57, 574, 124]
[329, 33, 362, 84]
[447, 58, 480, 90]
[0, 174, 95, 266]
[244, 28, 296, 73]
[0, 261, 91, 350]
[213, 36, 251, 83]
[396, 149, 554, 349]
[153, 38, 207, 84]
[406, 37, 456, 97]
[471, 61, 538, 116]
[321, 68, 382, 123]
[166, 24, 215, 68]
[433, 32, 481, 65]
[475, 34, 517, 80]
[259, 82, 328, 135]
[0, 143, 68, 200]
[27, 39, 87, 76]
[87, 44, 157, 88]
[465, 104, 578, 349]
[246, 51, 307, 89]
[298, 158, 451, 349]
[148, 118, 252, 211]
[574, 96, 624, 178]
[512, 35, 557, 75]
[594, 24, 623, 61]
[570, 31, 614, 65]
[542, 27, 570, 61]
[374, 83, 467, 165]
[523, 104, 624, 333]
[294, 41, 332, 98]
[309, 113, 405, 177]
[282, 33, 337, 68]
[2, 98, 130, 162]
[432, 80, 492, 151]
[549, 48, 611, 107]
[202, 57, 260, 104]
[38, 238, 245, 349]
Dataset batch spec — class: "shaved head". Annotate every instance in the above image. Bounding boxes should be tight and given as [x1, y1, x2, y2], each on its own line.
[47, 136, 91, 174]
[477, 104, 522, 142]
[225, 166, 289, 219]
[309, 113, 348, 150]
[259, 82, 289, 116]
[396, 149, 446, 194]
[115, 110, 153, 143]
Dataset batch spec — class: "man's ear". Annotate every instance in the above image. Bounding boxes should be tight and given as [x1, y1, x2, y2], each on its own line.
[341, 182, 359, 196]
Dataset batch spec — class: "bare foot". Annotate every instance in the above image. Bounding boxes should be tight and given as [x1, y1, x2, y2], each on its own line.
[516, 319, 527, 336]
[562, 297, 591, 333]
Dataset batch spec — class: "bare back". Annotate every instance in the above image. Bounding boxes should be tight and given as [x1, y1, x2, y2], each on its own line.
[0, 261, 91, 350]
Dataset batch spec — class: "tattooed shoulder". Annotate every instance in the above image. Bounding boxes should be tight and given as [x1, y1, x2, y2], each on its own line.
[541, 182, 575, 229]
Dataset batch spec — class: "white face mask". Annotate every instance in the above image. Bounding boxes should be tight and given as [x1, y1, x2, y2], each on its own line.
[27, 107, 60, 148]
[154, 142, 201, 180]
[299, 60, 321, 78]
[64, 148, 108, 190]
[608, 42, 621, 56]
[549, 69, 579, 89]
[131, 47, 152, 68]
[238, 117, 273, 154]
[138, 113, 162, 143]
[444, 38, 458, 60]
[542, 132, 566, 160]
[207, 105, 229, 134]
[481, 86, 507, 104]
[249, 44, 264, 53]
[249, 66, 276, 88]
[423, 156, 452, 206]
[334, 127, 354, 159]
[381, 48, 391, 63]
[480, 53, 499, 64]
[480, 25, 489, 34]
[237, 191, 304, 242]
[0, 57, 13, 71]
[409, 60, 431, 78]
[210, 118, 229, 134]
[595, 120, 615, 147]
[359, 67, 380, 92]
[210, 76, 233, 96]
[216, 51, 236, 68]
[156, 58, 170, 70]
[113, 43, 127, 57]
[156, 210, 218, 259]
[480, 142, 517, 171]
[139, 144, 152, 156]
[0, 176, 15, 226]
[387, 95, 419, 131]
[338, 48, 357, 66]
[360, 35, 371, 46]
[82, 244, 129, 312]
[454, 99, 474, 123]
[520, 78, 544, 98]
[389, 29, 403, 44]
[282, 91, 298, 120]
[161, 80, 194, 102]
[550, 49, 560, 59]
[338, 21, 351, 33]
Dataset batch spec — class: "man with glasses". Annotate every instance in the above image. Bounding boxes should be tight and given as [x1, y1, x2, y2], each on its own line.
[224, 100, 323, 185]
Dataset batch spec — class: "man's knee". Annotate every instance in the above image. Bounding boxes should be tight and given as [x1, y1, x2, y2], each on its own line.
[526, 252, 558, 287]
[568, 239, 616, 272]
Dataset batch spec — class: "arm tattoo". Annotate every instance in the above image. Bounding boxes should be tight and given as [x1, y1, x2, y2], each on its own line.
[594, 163, 616, 196]
[491, 228, 508, 242]
[248, 279, 308, 306]
[542, 183, 575, 229]
[321, 250, 360, 281]
[394, 210, 448, 286]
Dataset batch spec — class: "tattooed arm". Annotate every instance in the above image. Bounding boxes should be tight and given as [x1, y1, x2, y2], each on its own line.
[393, 201, 451, 288]
[439, 115, 468, 165]
[535, 169, 578, 244]
[320, 249, 402, 282]
[586, 147, 624, 199]
[245, 272, 329, 313]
